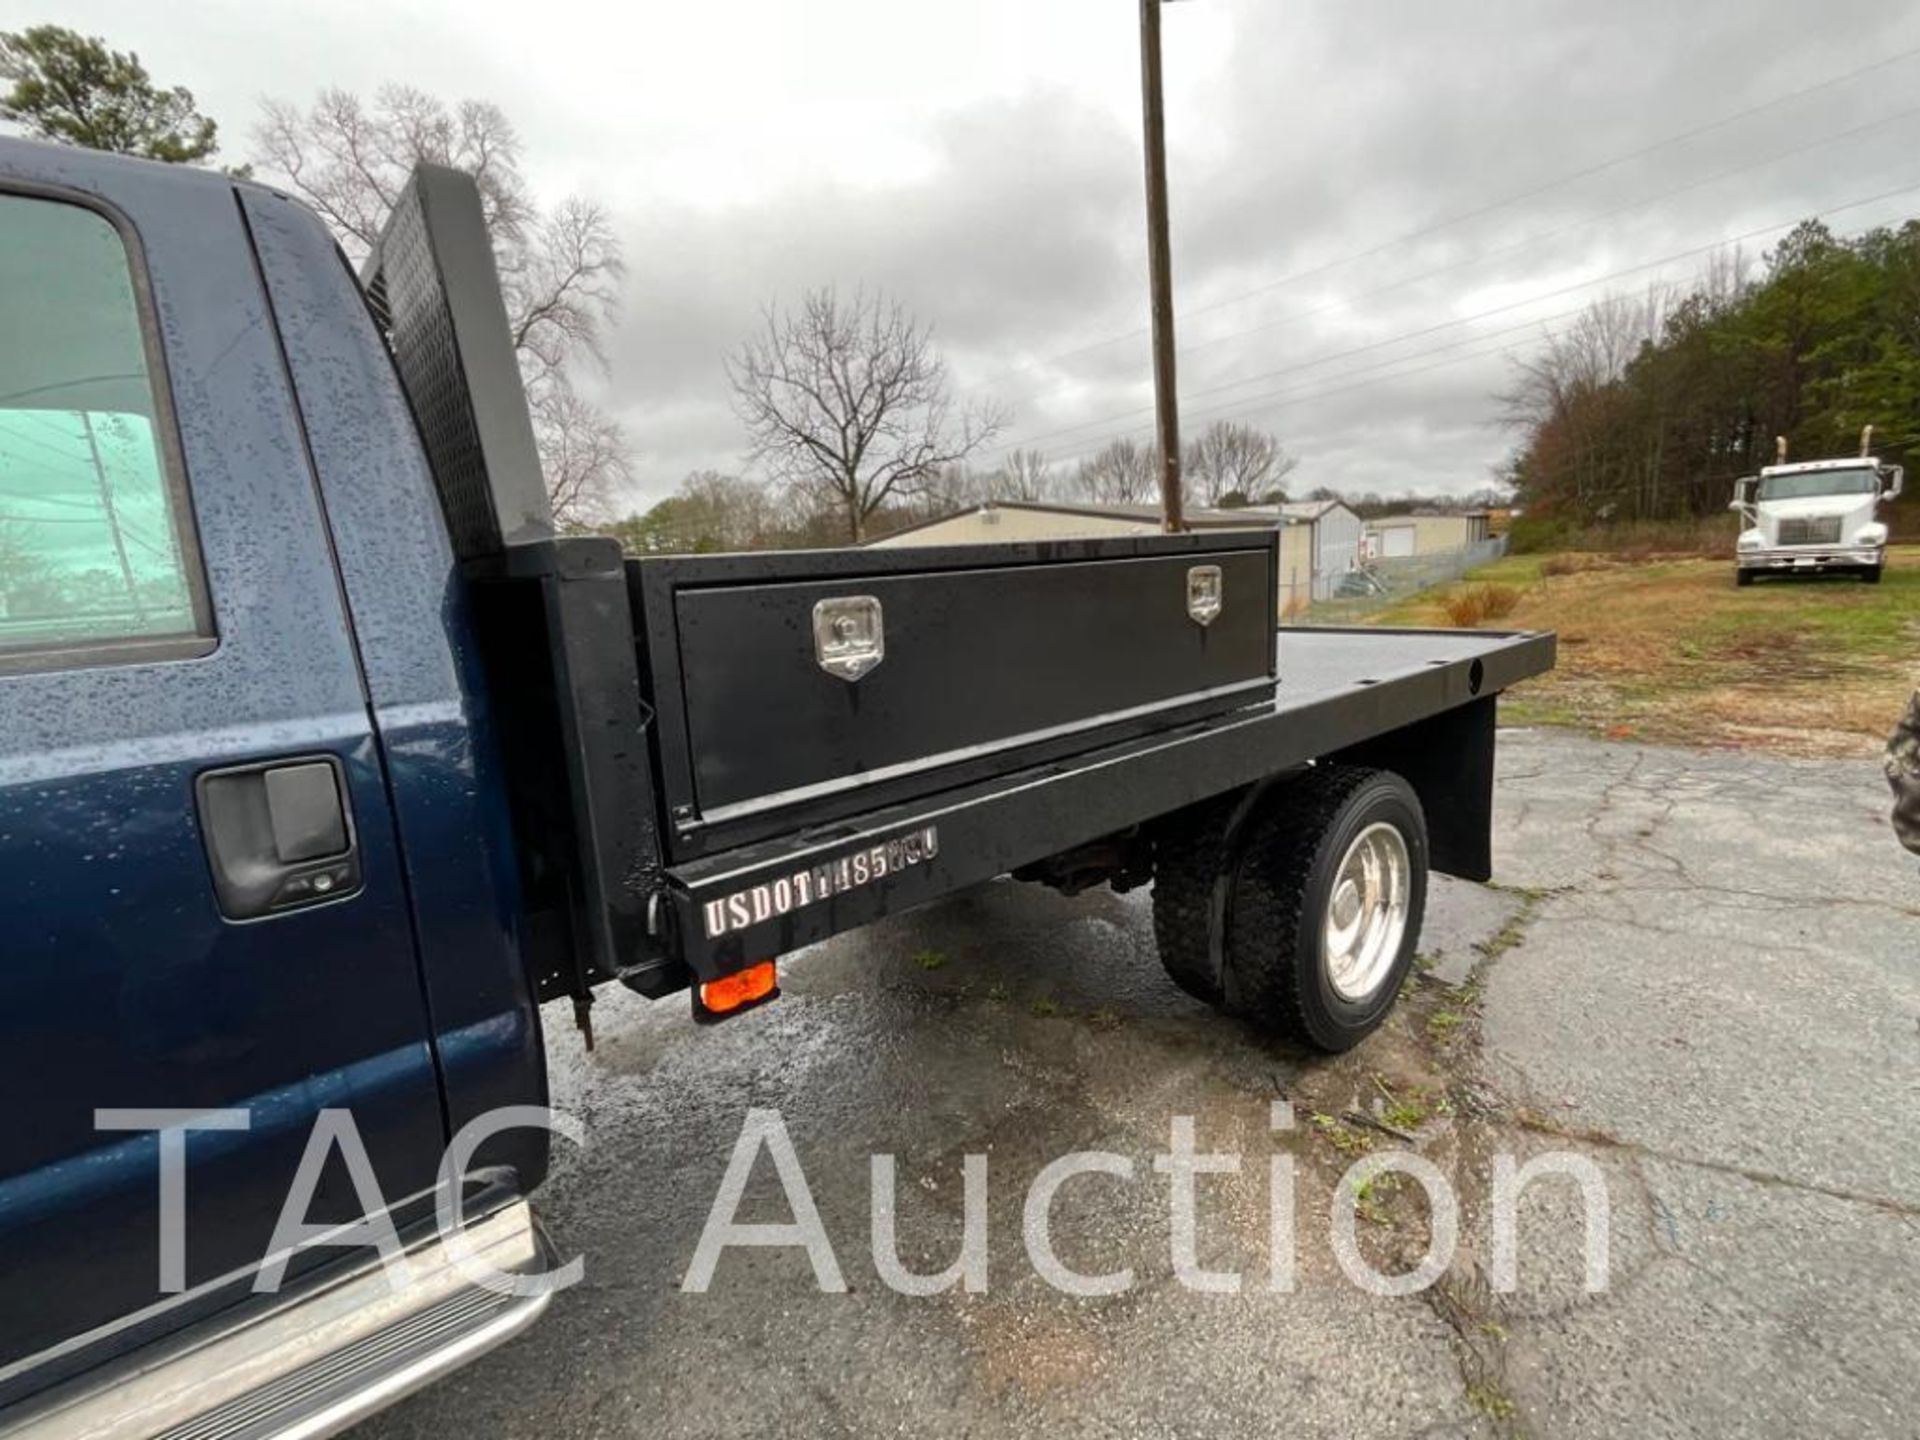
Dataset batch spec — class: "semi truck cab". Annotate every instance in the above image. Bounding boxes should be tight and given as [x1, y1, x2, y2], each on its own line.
[1731, 441, 1903, 585]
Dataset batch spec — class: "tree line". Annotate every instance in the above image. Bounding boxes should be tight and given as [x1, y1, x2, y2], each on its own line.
[1503, 219, 1920, 528]
[607, 418, 1306, 554]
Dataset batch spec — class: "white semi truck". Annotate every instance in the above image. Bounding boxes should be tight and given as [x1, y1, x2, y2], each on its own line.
[1731, 429, 1904, 586]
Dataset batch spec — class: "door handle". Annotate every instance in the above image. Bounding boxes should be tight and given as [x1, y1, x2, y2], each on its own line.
[196, 756, 362, 919]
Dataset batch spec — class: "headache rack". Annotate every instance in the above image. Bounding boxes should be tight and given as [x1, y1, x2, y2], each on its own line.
[365, 165, 672, 1008]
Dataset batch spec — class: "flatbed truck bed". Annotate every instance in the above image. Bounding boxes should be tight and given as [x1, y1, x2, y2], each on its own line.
[667, 626, 1553, 978]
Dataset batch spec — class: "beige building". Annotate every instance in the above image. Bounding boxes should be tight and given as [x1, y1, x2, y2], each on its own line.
[871, 500, 1320, 617]
[1363, 510, 1492, 559]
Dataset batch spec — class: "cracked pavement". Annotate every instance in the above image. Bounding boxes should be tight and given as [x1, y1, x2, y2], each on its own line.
[354, 730, 1918, 1439]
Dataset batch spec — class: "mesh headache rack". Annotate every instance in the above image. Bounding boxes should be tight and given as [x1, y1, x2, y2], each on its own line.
[363, 165, 674, 1017]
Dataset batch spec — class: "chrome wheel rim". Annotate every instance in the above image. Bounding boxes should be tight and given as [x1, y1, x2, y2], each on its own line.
[1322, 822, 1411, 1002]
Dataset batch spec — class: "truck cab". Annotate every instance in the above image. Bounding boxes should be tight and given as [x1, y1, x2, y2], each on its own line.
[0, 138, 559, 1439]
[1731, 443, 1903, 585]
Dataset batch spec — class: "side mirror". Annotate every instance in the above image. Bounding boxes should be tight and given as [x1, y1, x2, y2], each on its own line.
[1726, 498, 1744, 512]
[1884, 465, 1904, 501]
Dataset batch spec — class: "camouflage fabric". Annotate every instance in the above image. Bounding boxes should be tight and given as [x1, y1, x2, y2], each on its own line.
[1889, 690, 1920, 856]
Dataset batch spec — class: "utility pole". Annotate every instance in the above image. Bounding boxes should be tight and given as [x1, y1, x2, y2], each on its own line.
[1138, 0, 1183, 532]
[79, 411, 145, 623]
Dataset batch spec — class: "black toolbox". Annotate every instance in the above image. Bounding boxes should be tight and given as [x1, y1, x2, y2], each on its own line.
[630, 532, 1280, 859]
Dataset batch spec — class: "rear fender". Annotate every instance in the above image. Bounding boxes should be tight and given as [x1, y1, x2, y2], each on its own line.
[1323, 697, 1497, 881]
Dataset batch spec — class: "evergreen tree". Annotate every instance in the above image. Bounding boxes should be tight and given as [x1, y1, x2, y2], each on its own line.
[0, 25, 220, 164]
[1505, 219, 1920, 526]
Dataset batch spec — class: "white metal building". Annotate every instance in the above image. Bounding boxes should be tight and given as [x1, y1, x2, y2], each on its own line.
[1268, 500, 1365, 599]
[870, 499, 1373, 614]
[870, 500, 1323, 616]
[1363, 511, 1492, 558]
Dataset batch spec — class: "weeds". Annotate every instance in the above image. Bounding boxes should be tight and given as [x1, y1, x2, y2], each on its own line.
[1311, 1111, 1376, 1156]
[1438, 588, 1489, 627]
[1438, 583, 1523, 627]
[1426, 1009, 1465, 1042]
[1350, 1170, 1402, 1225]
[1373, 1075, 1434, 1132]
[1466, 1380, 1519, 1421]
[1539, 551, 1604, 578]
[1509, 513, 1737, 558]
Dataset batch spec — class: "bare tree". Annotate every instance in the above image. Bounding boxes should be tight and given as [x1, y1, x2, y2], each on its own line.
[1072, 438, 1157, 504]
[528, 382, 631, 525]
[253, 86, 629, 523]
[1183, 420, 1296, 507]
[726, 286, 1004, 543]
[680, 471, 778, 548]
[987, 448, 1055, 503]
[1503, 288, 1670, 429]
[0, 520, 48, 618]
[908, 462, 987, 519]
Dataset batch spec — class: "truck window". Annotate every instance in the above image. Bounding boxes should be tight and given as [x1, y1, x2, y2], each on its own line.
[1755, 467, 1878, 502]
[0, 193, 208, 663]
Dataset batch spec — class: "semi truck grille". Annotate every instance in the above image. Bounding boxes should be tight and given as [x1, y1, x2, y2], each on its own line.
[1776, 517, 1842, 545]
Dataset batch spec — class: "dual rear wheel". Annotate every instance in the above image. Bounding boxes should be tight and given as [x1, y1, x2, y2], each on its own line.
[1151, 765, 1429, 1053]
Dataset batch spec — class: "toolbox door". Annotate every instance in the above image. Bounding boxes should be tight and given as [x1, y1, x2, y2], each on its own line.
[654, 542, 1275, 847]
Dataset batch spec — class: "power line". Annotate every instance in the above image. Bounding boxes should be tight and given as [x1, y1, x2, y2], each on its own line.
[1158, 102, 1920, 381]
[1002, 173, 1920, 461]
[0, 487, 107, 511]
[0, 510, 110, 525]
[1105, 348, 1571, 476]
[1044, 320, 1585, 473]
[955, 41, 1920, 401]
[0, 419, 92, 467]
[1004, 103, 1920, 439]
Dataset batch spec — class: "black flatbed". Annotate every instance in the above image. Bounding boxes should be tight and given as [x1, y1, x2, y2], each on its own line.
[666, 625, 1555, 976]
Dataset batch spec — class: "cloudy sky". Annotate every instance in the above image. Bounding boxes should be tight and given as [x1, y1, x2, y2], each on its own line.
[16, 0, 1920, 509]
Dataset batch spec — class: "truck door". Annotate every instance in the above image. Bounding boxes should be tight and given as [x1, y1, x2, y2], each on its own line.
[0, 152, 448, 1377]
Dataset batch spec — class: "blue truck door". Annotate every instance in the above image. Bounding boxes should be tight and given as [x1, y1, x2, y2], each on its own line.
[0, 146, 449, 1378]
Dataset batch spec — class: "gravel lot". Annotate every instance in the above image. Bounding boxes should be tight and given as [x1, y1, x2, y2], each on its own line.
[356, 729, 1918, 1439]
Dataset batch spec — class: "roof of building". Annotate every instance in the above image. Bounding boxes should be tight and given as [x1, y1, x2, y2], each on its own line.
[1270, 499, 1354, 521]
[869, 497, 1303, 544]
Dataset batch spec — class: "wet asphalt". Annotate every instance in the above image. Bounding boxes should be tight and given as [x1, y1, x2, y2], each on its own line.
[354, 729, 1919, 1439]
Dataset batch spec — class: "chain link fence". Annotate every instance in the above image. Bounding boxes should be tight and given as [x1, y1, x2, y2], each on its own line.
[1282, 536, 1509, 626]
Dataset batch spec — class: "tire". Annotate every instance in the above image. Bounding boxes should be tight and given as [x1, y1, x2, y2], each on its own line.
[1221, 765, 1429, 1052]
[1148, 789, 1250, 1006]
[1735, 568, 1755, 587]
[1863, 565, 1883, 585]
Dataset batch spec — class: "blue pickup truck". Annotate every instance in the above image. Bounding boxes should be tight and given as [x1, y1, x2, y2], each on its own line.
[0, 136, 1551, 1438]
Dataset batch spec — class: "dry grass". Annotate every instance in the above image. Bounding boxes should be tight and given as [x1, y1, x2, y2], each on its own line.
[1508, 514, 1739, 559]
[1437, 582, 1523, 627]
[1538, 552, 1604, 578]
[1437, 589, 1490, 628]
[1371, 546, 1920, 757]
[1481, 583, 1522, 620]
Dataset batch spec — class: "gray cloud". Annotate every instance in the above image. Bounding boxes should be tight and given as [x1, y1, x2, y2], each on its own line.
[24, 0, 1920, 507]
